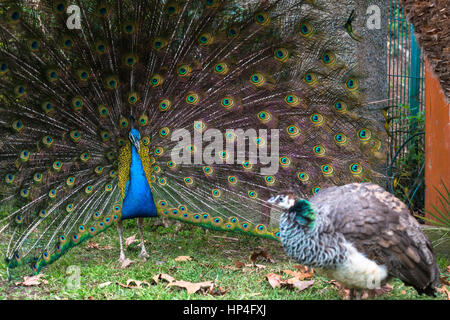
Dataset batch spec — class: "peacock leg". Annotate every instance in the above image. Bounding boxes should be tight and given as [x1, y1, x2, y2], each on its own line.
[117, 220, 126, 262]
[137, 218, 149, 259]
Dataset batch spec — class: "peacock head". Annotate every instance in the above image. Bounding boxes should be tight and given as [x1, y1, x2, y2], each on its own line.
[129, 128, 141, 152]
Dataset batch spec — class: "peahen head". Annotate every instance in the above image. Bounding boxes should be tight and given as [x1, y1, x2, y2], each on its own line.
[268, 194, 315, 229]
[129, 128, 141, 152]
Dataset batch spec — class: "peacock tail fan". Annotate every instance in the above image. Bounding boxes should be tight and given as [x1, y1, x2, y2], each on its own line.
[0, 0, 386, 276]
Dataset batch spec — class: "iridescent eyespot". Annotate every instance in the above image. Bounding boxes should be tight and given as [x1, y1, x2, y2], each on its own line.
[53, 160, 63, 171]
[321, 51, 336, 66]
[123, 22, 136, 34]
[70, 130, 82, 143]
[105, 76, 119, 89]
[66, 203, 74, 213]
[334, 133, 348, 146]
[186, 92, 200, 105]
[5, 173, 15, 184]
[53, 2, 66, 14]
[100, 131, 111, 142]
[96, 3, 111, 17]
[20, 150, 30, 162]
[104, 184, 113, 192]
[85, 185, 93, 194]
[221, 96, 235, 109]
[284, 94, 300, 107]
[280, 156, 291, 167]
[150, 74, 163, 87]
[198, 33, 214, 45]
[66, 176, 75, 187]
[274, 48, 289, 62]
[119, 117, 129, 128]
[254, 136, 266, 146]
[204, 0, 219, 8]
[128, 92, 139, 104]
[357, 128, 371, 142]
[297, 171, 310, 182]
[264, 175, 276, 185]
[142, 136, 150, 146]
[166, 2, 180, 15]
[138, 114, 148, 126]
[8, 8, 21, 23]
[28, 39, 40, 51]
[242, 161, 253, 170]
[11, 120, 23, 133]
[225, 131, 236, 141]
[312, 186, 321, 194]
[42, 101, 54, 114]
[345, 77, 359, 91]
[286, 125, 300, 138]
[0, 61, 9, 76]
[310, 113, 324, 126]
[299, 22, 314, 37]
[212, 189, 221, 198]
[203, 166, 213, 175]
[228, 176, 238, 185]
[71, 97, 83, 112]
[177, 64, 192, 77]
[254, 12, 270, 26]
[321, 164, 334, 176]
[14, 85, 26, 97]
[186, 145, 196, 153]
[349, 163, 363, 175]
[303, 73, 318, 85]
[214, 62, 229, 75]
[49, 189, 57, 198]
[256, 224, 266, 233]
[39, 209, 48, 218]
[313, 145, 326, 156]
[154, 146, 164, 156]
[77, 68, 89, 81]
[334, 101, 348, 114]
[159, 127, 170, 138]
[250, 73, 265, 87]
[62, 36, 74, 49]
[227, 26, 239, 39]
[184, 177, 194, 185]
[152, 37, 168, 50]
[80, 152, 90, 162]
[95, 40, 107, 54]
[248, 190, 257, 198]
[159, 99, 171, 111]
[257, 111, 272, 123]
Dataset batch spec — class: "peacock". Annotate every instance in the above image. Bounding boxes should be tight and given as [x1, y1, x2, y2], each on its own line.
[0, 0, 387, 277]
[269, 183, 441, 299]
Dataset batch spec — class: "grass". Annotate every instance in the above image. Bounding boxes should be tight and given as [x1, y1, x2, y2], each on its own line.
[0, 218, 449, 300]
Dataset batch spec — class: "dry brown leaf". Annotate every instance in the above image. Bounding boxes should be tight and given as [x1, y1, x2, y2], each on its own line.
[15, 274, 48, 287]
[87, 296, 95, 300]
[167, 280, 214, 294]
[153, 273, 176, 284]
[441, 276, 450, 286]
[266, 273, 282, 288]
[328, 280, 393, 299]
[125, 234, 139, 247]
[207, 285, 229, 296]
[98, 282, 112, 288]
[118, 279, 151, 289]
[234, 260, 245, 269]
[437, 286, 450, 300]
[290, 279, 315, 292]
[174, 255, 193, 262]
[86, 241, 113, 251]
[367, 284, 393, 298]
[400, 290, 407, 295]
[120, 258, 135, 269]
[250, 248, 274, 264]
[283, 268, 314, 280]
[328, 280, 351, 300]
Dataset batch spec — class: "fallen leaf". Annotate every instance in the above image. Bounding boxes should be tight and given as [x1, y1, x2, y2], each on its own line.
[98, 282, 112, 288]
[250, 248, 274, 264]
[400, 290, 407, 295]
[125, 234, 139, 247]
[118, 279, 151, 289]
[266, 273, 282, 288]
[120, 258, 135, 269]
[87, 296, 95, 300]
[167, 280, 214, 294]
[437, 286, 450, 300]
[328, 280, 351, 300]
[153, 273, 176, 284]
[367, 284, 393, 298]
[283, 268, 314, 280]
[174, 255, 193, 262]
[290, 279, 315, 292]
[234, 260, 245, 269]
[86, 242, 113, 251]
[15, 274, 48, 287]
[441, 276, 450, 286]
[207, 284, 229, 296]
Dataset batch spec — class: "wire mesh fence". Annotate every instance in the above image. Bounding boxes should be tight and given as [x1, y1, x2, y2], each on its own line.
[387, 0, 426, 211]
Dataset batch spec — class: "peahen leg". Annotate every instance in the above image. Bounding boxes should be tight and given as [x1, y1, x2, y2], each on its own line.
[117, 220, 126, 262]
[137, 218, 149, 259]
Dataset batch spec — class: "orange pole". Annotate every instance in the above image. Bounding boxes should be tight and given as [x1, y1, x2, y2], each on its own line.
[424, 60, 450, 221]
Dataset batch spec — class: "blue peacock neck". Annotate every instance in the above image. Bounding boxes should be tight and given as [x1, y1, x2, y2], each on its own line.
[121, 131, 158, 220]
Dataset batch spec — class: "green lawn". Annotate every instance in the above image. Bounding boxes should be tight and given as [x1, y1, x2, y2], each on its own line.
[0, 218, 448, 300]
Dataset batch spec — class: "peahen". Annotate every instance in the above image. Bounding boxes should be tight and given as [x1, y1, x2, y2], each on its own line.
[269, 183, 441, 299]
[0, 0, 386, 277]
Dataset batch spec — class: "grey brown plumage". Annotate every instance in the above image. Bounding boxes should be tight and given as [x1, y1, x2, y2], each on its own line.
[277, 183, 440, 297]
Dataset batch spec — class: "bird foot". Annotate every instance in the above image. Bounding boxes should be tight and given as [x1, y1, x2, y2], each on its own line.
[118, 253, 126, 263]
[139, 250, 150, 260]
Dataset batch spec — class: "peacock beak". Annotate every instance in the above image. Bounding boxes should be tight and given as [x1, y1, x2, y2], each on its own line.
[129, 132, 140, 152]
